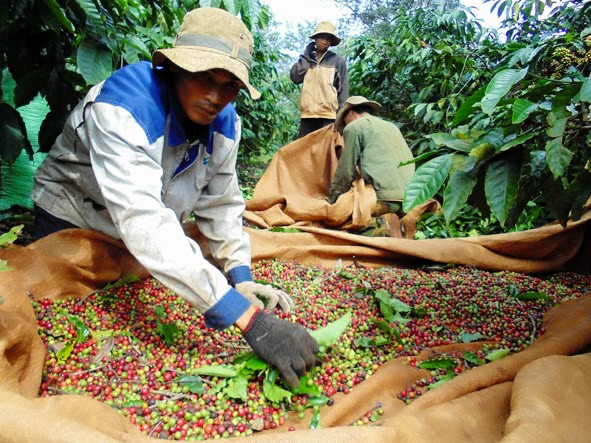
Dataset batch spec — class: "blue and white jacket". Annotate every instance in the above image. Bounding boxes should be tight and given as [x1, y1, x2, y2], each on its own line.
[32, 61, 253, 329]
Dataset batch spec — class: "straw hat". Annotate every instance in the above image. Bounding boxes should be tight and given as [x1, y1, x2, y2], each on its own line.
[152, 8, 260, 99]
[309, 21, 342, 46]
[335, 96, 382, 133]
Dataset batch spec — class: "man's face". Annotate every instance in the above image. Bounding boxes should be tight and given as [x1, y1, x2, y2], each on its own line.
[314, 34, 333, 52]
[173, 68, 243, 125]
[344, 109, 355, 126]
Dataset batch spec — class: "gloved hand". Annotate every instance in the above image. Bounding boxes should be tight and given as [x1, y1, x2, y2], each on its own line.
[303, 41, 317, 62]
[236, 281, 294, 312]
[243, 310, 319, 387]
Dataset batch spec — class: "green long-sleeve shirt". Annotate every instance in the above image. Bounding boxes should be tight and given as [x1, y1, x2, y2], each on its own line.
[328, 114, 415, 204]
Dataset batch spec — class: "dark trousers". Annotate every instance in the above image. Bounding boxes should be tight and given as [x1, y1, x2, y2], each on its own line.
[33, 205, 79, 240]
[298, 118, 334, 138]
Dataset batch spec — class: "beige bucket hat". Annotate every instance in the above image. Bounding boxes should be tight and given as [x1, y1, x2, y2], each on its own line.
[152, 8, 261, 100]
[309, 21, 342, 46]
[335, 96, 382, 133]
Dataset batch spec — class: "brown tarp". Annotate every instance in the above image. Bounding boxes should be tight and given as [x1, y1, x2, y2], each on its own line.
[244, 125, 591, 274]
[1, 125, 590, 441]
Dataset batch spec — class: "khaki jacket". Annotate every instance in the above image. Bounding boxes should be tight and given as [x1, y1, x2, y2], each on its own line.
[290, 50, 349, 119]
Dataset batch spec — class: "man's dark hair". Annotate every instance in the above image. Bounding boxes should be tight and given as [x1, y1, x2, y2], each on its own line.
[352, 104, 375, 115]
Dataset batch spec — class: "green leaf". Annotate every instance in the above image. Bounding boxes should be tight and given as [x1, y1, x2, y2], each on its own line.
[545, 137, 572, 179]
[481, 68, 528, 115]
[514, 291, 552, 302]
[68, 315, 91, 344]
[193, 365, 238, 378]
[102, 275, 140, 290]
[418, 357, 455, 371]
[429, 371, 455, 388]
[292, 374, 322, 396]
[75, 0, 108, 35]
[375, 289, 411, 312]
[176, 375, 206, 394]
[308, 395, 329, 407]
[542, 176, 572, 227]
[309, 312, 352, 348]
[486, 348, 510, 361]
[469, 143, 495, 164]
[242, 354, 268, 371]
[580, 76, 591, 102]
[546, 113, 567, 138]
[42, 0, 75, 33]
[403, 154, 454, 213]
[77, 39, 113, 86]
[262, 377, 292, 403]
[485, 153, 521, 226]
[451, 86, 486, 127]
[426, 133, 472, 152]
[157, 321, 180, 344]
[0, 103, 30, 165]
[568, 170, 591, 221]
[14, 69, 45, 108]
[120, 400, 143, 408]
[443, 170, 478, 224]
[0, 260, 11, 272]
[512, 99, 538, 124]
[57, 341, 74, 363]
[309, 409, 321, 429]
[0, 225, 23, 247]
[226, 375, 249, 401]
[499, 132, 538, 152]
[269, 227, 301, 233]
[459, 332, 485, 343]
[462, 351, 485, 366]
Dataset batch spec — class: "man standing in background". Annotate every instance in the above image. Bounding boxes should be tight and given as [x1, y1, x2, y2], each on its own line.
[290, 21, 349, 138]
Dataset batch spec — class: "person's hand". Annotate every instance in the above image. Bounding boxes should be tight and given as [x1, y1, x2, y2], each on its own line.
[236, 281, 294, 312]
[242, 310, 319, 387]
[303, 41, 317, 62]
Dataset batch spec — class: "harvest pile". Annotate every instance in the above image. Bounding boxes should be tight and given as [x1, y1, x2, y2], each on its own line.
[32, 261, 590, 439]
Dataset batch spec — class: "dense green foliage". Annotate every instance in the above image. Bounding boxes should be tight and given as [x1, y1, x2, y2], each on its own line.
[0, 0, 276, 165]
[343, 0, 591, 229]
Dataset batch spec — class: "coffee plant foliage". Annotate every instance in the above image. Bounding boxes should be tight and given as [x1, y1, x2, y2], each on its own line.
[0, 0, 287, 170]
[344, 0, 591, 229]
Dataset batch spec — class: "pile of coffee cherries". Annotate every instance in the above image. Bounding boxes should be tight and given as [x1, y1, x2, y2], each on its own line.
[32, 261, 589, 439]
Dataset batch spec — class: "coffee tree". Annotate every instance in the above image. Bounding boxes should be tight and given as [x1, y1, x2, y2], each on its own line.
[344, 0, 590, 229]
[402, 0, 591, 228]
[0, 0, 273, 167]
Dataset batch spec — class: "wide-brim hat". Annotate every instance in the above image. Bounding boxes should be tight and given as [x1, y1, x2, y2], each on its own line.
[309, 21, 342, 46]
[335, 96, 382, 134]
[152, 8, 261, 100]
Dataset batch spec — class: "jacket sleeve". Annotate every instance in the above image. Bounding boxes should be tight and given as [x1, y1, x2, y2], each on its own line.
[85, 103, 251, 330]
[193, 117, 253, 285]
[335, 56, 349, 108]
[290, 45, 315, 84]
[328, 124, 361, 203]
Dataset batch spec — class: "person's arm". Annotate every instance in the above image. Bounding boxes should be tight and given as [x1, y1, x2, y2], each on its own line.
[335, 56, 349, 108]
[328, 124, 362, 203]
[290, 42, 316, 84]
[193, 116, 293, 312]
[86, 102, 251, 330]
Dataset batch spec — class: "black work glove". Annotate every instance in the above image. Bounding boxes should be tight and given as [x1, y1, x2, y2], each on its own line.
[303, 41, 317, 62]
[243, 310, 319, 388]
